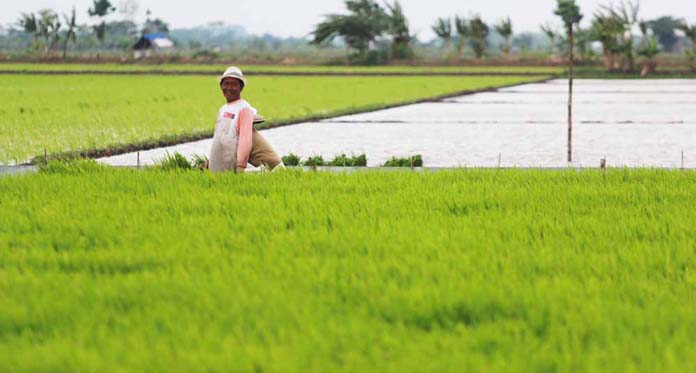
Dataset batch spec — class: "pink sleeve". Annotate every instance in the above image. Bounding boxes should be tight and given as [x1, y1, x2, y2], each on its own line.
[236, 107, 254, 168]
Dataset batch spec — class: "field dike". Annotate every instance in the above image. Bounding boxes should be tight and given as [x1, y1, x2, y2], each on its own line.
[24, 76, 553, 165]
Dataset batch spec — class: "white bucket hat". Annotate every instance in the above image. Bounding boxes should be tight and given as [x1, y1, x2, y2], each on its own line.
[218, 66, 247, 87]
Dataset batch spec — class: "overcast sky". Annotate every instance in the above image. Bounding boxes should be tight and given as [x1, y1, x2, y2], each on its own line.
[3, 0, 694, 40]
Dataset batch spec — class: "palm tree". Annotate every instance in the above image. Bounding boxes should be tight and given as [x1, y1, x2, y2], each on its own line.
[432, 17, 452, 52]
[311, 0, 389, 62]
[637, 21, 659, 76]
[540, 23, 557, 56]
[468, 16, 489, 59]
[37, 9, 61, 54]
[17, 12, 39, 51]
[601, 1, 640, 72]
[88, 0, 116, 48]
[494, 18, 513, 57]
[554, 0, 583, 163]
[62, 7, 77, 59]
[454, 16, 469, 57]
[385, 1, 413, 59]
[591, 9, 625, 70]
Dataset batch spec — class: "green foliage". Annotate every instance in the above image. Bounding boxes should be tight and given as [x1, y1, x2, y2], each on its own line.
[302, 155, 325, 167]
[454, 16, 469, 57]
[191, 153, 208, 169]
[88, 0, 116, 45]
[432, 17, 452, 49]
[310, 0, 389, 59]
[281, 153, 301, 166]
[61, 7, 77, 58]
[37, 158, 106, 174]
[494, 18, 513, 56]
[142, 18, 170, 35]
[88, 0, 116, 18]
[328, 153, 367, 167]
[383, 154, 423, 167]
[554, 0, 583, 28]
[1, 169, 695, 371]
[385, 1, 413, 59]
[156, 152, 192, 171]
[647, 16, 682, 52]
[0, 74, 544, 164]
[540, 23, 557, 55]
[592, 1, 639, 72]
[468, 16, 489, 59]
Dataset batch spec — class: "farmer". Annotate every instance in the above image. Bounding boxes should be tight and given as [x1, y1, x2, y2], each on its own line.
[208, 66, 283, 173]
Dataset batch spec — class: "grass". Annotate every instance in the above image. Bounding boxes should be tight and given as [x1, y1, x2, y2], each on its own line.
[0, 62, 563, 75]
[0, 74, 546, 164]
[0, 163, 694, 371]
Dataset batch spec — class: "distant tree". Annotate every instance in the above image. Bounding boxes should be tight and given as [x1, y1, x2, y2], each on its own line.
[88, 0, 116, 47]
[591, 9, 625, 70]
[468, 16, 488, 59]
[142, 17, 170, 35]
[554, 0, 582, 163]
[432, 17, 452, 51]
[62, 7, 77, 58]
[17, 12, 40, 50]
[37, 9, 62, 54]
[540, 23, 557, 55]
[310, 0, 389, 61]
[646, 16, 681, 53]
[494, 17, 513, 57]
[454, 16, 469, 57]
[677, 23, 696, 71]
[637, 21, 660, 76]
[574, 27, 593, 60]
[599, 1, 639, 72]
[512, 32, 535, 53]
[385, 1, 413, 59]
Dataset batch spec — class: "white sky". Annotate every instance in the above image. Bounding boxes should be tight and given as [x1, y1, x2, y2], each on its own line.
[3, 0, 694, 40]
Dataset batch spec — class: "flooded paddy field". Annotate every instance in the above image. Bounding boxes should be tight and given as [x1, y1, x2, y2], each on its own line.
[99, 79, 696, 168]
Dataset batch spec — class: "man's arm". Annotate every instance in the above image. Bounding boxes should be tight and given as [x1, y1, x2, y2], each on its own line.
[236, 107, 254, 170]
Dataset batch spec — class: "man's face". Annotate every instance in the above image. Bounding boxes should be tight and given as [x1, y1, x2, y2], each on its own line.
[221, 78, 243, 103]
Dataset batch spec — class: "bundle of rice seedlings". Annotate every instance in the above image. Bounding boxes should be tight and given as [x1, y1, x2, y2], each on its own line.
[157, 152, 192, 171]
[282, 153, 301, 166]
[383, 155, 423, 167]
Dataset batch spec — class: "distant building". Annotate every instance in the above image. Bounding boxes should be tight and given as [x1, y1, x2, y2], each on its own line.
[132, 33, 174, 58]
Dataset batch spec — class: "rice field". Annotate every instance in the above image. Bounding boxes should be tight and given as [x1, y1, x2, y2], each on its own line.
[0, 163, 694, 371]
[0, 74, 545, 164]
[0, 63, 563, 75]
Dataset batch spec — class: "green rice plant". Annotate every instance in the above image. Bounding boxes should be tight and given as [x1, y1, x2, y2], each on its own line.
[37, 158, 107, 174]
[191, 154, 209, 169]
[383, 154, 423, 167]
[281, 153, 302, 166]
[328, 153, 367, 167]
[0, 168, 695, 371]
[302, 155, 325, 167]
[0, 74, 546, 164]
[156, 152, 192, 171]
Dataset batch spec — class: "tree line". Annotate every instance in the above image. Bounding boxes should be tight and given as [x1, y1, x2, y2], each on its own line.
[14, 0, 169, 57]
[311, 0, 696, 70]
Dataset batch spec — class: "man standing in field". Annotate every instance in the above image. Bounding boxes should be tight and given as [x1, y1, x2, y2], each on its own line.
[208, 66, 284, 173]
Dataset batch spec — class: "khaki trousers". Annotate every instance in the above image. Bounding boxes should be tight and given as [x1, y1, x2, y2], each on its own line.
[247, 129, 282, 169]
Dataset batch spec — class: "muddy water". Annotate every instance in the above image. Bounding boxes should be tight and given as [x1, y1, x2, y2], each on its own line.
[98, 79, 696, 168]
